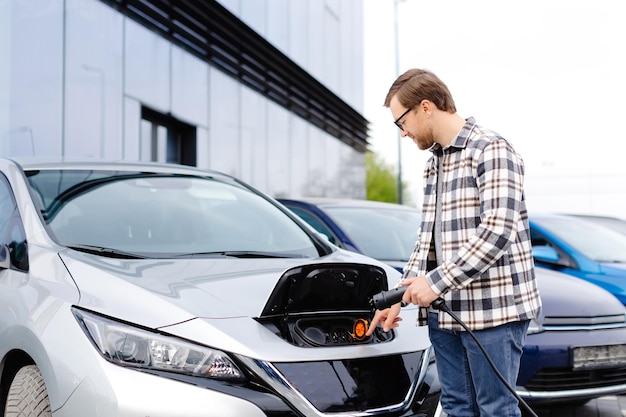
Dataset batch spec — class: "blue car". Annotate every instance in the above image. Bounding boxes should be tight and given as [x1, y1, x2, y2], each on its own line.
[280, 199, 626, 404]
[530, 213, 626, 305]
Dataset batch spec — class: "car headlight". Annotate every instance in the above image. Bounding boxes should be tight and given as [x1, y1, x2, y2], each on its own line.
[72, 307, 243, 380]
[526, 317, 544, 335]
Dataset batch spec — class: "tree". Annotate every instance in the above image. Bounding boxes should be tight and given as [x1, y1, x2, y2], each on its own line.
[366, 152, 411, 204]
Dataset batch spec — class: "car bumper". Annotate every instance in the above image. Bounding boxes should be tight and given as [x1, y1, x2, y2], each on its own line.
[519, 327, 626, 404]
[516, 383, 626, 404]
[54, 363, 270, 417]
[53, 348, 441, 417]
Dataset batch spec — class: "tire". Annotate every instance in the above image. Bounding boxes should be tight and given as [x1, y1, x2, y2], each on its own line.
[4, 365, 52, 417]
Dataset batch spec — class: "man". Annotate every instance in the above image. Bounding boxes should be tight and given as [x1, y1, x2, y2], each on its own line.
[366, 69, 541, 417]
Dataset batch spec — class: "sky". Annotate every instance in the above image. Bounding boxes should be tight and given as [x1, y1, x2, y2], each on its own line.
[363, 0, 626, 217]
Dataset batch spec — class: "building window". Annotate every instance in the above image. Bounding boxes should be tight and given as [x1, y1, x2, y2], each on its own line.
[140, 107, 196, 166]
[99, 0, 368, 152]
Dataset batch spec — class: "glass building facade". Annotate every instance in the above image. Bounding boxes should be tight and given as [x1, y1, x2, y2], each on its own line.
[0, 0, 367, 199]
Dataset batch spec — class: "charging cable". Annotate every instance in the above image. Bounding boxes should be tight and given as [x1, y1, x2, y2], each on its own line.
[371, 287, 538, 417]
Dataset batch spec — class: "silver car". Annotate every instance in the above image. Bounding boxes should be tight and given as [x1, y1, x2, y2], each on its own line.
[0, 158, 440, 417]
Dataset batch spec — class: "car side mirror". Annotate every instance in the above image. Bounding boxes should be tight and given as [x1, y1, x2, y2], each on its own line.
[532, 245, 559, 263]
[0, 244, 10, 270]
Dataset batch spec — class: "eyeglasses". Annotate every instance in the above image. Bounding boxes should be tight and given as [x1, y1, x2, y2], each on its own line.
[393, 107, 413, 130]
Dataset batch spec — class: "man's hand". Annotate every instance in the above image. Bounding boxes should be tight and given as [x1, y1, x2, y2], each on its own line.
[366, 277, 440, 336]
[402, 276, 438, 307]
[366, 303, 402, 335]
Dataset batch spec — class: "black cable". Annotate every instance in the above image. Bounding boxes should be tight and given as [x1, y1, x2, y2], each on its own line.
[431, 299, 538, 417]
[371, 288, 538, 417]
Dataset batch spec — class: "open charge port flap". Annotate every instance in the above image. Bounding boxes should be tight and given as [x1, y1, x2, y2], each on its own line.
[258, 263, 393, 346]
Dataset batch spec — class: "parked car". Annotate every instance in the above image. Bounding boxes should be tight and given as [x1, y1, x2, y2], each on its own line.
[519, 268, 626, 404]
[0, 158, 441, 417]
[280, 198, 626, 404]
[530, 213, 626, 305]
[277, 198, 421, 272]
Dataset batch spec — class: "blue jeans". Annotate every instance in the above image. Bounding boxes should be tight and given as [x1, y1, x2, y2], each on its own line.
[428, 313, 529, 417]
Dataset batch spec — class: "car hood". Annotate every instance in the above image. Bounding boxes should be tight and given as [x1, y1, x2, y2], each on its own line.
[381, 259, 407, 273]
[535, 266, 626, 319]
[61, 248, 395, 322]
[600, 262, 626, 274]
[59, 248, 429, 360]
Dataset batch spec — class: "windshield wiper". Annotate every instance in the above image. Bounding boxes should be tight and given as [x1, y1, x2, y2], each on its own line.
[65, 244, 145, 259]
[173, 251, 305, 259]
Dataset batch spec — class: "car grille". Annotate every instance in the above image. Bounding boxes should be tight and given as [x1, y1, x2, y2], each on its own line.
[525, 366, 626, 391]
[242, 350, 432, 416]
[273, 352, 423, 412]
[543, 314, 626, 329]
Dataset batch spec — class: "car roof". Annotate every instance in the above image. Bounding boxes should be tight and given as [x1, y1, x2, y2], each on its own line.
[565, 213, 626, 222]
[529, 213, 589, 224]
[7, 157, 234, 180]
[278, 197, 420, 211]
[530, 212, 622, 225]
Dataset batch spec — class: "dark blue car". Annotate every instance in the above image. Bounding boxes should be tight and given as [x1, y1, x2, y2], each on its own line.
[277, 198, 421, 272]
[279, 198, 626, 404]
[530, 213, 626, 305]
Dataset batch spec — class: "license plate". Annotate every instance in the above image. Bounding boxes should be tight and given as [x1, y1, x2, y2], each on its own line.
[572, 344, 626, 370]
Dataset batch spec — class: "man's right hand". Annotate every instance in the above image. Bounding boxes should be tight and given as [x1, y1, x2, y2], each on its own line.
[365, 303, 402, 335]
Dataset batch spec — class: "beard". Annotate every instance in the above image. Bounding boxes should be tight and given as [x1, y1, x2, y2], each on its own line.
[413, 125, 435, 150]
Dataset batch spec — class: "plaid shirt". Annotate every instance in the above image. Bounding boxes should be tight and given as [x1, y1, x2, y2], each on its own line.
[402, 117, 542, 331]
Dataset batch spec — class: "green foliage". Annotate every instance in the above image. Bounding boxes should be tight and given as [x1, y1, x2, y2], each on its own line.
[366, 152, 411, 204]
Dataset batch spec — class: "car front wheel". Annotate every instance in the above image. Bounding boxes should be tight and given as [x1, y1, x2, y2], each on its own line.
[5, 365, 51, 417]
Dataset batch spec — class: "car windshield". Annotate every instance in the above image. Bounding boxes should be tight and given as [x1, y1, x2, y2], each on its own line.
[25, 169, 319, 259]
[323, 206, 420, 261]
[533, 216, 626, 263]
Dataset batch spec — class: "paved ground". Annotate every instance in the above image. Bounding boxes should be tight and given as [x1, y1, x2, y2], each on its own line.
[531, 395, 626, 417]
[438, 395, 626, 417]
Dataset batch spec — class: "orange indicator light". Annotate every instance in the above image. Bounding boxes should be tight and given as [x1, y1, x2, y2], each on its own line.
[352, 318, 369, 340]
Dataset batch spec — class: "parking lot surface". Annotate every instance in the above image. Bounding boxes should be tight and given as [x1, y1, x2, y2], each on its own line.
[532, 395, 626, 417]
[440, 396, 626, 417]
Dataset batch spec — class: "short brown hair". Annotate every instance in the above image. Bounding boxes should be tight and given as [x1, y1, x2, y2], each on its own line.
[384, 69, 456, 113]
